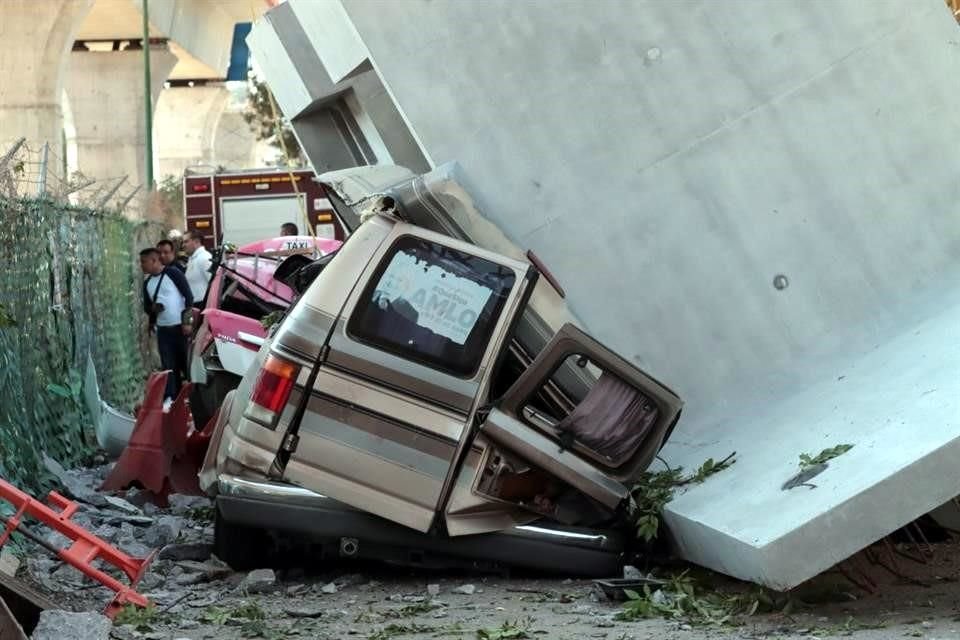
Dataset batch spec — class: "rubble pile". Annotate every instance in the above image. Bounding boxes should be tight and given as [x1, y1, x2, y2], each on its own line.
[9, 460, 960, 640]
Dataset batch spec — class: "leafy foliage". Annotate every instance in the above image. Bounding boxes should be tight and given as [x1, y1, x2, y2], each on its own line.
[799, 444, 853, 470]
[260, 310, 284, 330]
[368, 623, 438, 639]
[243, 77, 304, 166]
[476, 618, 534, 639]
[200, 606, 232, 625]
[617, 572, 782, 625]
[627, 452, 736, 541]
[0, 303, 15, 327]
[155, 174, 184, 224]
[115, 604, 163, 632]
[383, 602, 441, 618]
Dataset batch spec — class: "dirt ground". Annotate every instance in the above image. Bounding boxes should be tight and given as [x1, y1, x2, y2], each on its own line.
[15, 463, 960, 640]
[81, 537, 960, 639]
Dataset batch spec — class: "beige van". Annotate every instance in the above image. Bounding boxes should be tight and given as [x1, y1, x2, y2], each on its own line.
[199, 164, 682, 575]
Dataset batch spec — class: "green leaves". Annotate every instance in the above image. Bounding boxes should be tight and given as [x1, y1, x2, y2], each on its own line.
[799, 444, 854, 470]
[476, 618, 533, 639]
[627, 452, 737, 542]
[616, 572, 781, 626]
[0, 303, 15, 327]
[115, 604, 163, 632]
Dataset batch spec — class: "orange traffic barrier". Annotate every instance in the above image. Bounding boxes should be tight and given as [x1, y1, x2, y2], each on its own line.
[0, 479, 154, 618]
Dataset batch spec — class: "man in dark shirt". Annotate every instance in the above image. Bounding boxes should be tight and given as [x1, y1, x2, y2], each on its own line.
[157, 239, 186, 272]
[140, 248, 194, 404]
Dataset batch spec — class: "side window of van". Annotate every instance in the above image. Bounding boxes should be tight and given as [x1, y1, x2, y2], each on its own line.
[348, 236, 516, 377]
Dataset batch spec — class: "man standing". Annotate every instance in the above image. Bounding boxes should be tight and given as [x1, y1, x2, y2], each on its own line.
[280, 222, 299, 236]
[140, 248, 194, 404]
[156, 239, 186, 272]
[182, 231, 213, 306]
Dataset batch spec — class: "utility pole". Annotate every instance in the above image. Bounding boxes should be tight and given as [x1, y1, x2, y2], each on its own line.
[142, 0, 154, 191]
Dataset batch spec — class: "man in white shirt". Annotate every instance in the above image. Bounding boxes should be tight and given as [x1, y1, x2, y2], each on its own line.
[140, 248, 194, 403]
[182, 231, 213, 305]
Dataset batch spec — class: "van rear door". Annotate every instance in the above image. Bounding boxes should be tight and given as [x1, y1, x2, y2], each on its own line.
[453, 323, 683, 525]
[280, 222, 534, 532]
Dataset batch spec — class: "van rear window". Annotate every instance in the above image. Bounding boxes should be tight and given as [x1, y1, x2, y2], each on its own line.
[348, 236, 516, 377]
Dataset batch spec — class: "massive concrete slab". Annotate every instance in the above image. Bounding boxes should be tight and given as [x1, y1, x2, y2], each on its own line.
[662, 290, 960, 589]
[255, 0, 960, 587]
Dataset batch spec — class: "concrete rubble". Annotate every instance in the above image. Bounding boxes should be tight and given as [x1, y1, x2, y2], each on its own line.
[7, 460, 960, 640]
[30, 611, 111, 640]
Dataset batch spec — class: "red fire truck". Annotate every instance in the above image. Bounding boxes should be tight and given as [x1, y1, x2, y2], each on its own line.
[182, 167, 347, 247]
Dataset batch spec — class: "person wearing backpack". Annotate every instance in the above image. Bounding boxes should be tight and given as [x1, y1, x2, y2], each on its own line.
[140, 247, 194, 407]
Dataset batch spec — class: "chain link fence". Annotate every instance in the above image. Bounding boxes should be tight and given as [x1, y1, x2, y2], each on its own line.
[0, 138, 161, 493]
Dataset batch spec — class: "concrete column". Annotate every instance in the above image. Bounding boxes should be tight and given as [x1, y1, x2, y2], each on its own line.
[154, 85, 231, 179]
[154, 84, 260, 179]
[67, 46, 177, 188]
[0, 0, 93, 145]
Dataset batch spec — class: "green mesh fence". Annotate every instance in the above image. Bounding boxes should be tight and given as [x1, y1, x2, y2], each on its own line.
[0, 196, 160, 492]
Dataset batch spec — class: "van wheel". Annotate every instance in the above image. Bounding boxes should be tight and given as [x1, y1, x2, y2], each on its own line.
[214, 507, 270, 571]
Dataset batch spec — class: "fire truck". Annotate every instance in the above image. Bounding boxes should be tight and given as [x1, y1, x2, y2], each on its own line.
[182, 167, 347, 247]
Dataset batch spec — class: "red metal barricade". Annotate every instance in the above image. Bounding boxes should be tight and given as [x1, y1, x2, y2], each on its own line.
[0, 479, 154, 618]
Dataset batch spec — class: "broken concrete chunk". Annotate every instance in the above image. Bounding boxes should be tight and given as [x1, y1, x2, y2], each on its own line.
[167, 495, 210, 516]
[283, 603, 326, 618]
[42, 455, 108, 508]
[158, 543, 212, 562]
[427, 583, 440, 596]
[30, 610, 111, 640]
[51, 564, 87, 587]
[320, 581, 338, 594]
[0, 549, 20, 577]
[138, 571, 165, 591]
[143, 516, 184, 548]
[241, 568, 276, 594]
[622, 565, 643, 580]
[116, 538, 151, 559]
[452, 584, 476, 595]
[102, 496, 141, 515]
[336, 573, 367, 587]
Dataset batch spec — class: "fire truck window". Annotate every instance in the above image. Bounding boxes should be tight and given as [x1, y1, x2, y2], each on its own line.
[348, 236, 516, 378]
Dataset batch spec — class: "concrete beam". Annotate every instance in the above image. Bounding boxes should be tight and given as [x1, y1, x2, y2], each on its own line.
[259, 0, 960, 589]
[68, 47, 177, 188]
[0, 0, 94, 144]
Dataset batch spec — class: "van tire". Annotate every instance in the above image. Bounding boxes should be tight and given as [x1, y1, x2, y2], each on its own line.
[214, 507, 269, 571]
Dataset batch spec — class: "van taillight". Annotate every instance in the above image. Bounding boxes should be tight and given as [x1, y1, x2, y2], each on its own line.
[247, 355, 299, 425]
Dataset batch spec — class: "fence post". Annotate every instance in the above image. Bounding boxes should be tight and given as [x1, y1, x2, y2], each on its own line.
[36, 142, 49, 196]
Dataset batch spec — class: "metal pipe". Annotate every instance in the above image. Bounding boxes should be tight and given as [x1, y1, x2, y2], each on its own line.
[142, 0, 154, 191]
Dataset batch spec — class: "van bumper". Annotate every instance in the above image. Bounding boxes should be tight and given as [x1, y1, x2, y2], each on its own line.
[216, 473, 626, 577]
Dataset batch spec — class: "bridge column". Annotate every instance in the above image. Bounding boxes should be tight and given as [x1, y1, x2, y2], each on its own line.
[67, 45, 177, 189]
[0, 0, 94, 145]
